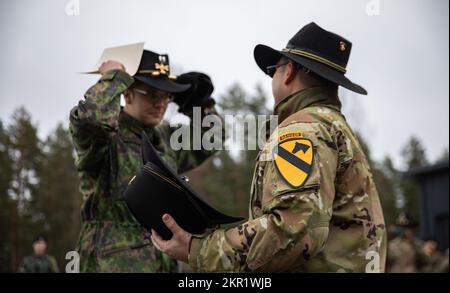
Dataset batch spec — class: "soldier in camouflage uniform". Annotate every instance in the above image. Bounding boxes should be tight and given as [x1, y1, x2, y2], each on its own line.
[417, 237, 448, 273]
[386, 213, 421, 273]
[151, 22, 387, 272]
[70, 49, 220, 272]
[17, 236, 59, 273]
[387, 228, 419, 273]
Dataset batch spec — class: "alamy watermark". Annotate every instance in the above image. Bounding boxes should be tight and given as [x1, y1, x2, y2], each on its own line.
[366, 0, 381, 16]
[169, 107, 278, 159]
[65, 0, 80, 16]
[65, 251, 80, 273]
[365, 250, 381, 273]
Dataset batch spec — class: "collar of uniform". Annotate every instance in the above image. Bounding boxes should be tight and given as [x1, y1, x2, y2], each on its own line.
[273, 86, 342, 123]
[119, 109, 156, 141]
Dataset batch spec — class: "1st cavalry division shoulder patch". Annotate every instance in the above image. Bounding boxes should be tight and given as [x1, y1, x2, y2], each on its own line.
[273, 132, 314, 188]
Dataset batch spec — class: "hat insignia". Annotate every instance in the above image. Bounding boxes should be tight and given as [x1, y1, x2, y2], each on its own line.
[155, 63, 169, 75]
[339, 41, 346, 51]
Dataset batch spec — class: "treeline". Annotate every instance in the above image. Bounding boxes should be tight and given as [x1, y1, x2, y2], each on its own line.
[0, 84, 447, 272]
[0, 108, 81, 272]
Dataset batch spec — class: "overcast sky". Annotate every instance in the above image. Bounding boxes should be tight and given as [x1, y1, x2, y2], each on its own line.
[0, 0, 448, 169]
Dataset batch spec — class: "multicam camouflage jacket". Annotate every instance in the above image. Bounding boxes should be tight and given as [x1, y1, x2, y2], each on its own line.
[188, 87, 386, 272]
[70, 69, 219, 272]
[17, 254, 59, 273]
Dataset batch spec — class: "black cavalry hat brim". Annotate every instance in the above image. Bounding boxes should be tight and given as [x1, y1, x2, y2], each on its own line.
[254, 44, 367, 95]
[123, 132, 243, 240]
[134, 75, 191, 93]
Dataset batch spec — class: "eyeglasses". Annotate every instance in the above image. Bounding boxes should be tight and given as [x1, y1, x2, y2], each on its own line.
[266, 62, 290, 77]
[132, 88, 174, 104]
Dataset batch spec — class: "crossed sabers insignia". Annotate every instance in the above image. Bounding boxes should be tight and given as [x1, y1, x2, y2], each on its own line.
[155, 63, 169, 75]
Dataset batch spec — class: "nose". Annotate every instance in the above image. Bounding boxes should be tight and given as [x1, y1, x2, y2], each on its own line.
[153, 98, 166, 109]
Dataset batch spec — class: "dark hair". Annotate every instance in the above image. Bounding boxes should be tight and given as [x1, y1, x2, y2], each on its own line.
[33, 235, 47, 244]
[295, 64, 338, 90]
[281, 57, 338, 90]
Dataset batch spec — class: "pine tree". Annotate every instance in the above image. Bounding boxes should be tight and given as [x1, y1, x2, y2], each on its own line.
[436, 148, 449, 164]
[0, 120, 14, 272]
[34, 123, 81, 270]
[400, 136, 428, 223]
[373, 157, 401, 226]
[6, 107, 43, 271]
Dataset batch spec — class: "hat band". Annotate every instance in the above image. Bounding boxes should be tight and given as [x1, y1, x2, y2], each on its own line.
[282, 48, 347, 73]
[138, 69, 177, 80]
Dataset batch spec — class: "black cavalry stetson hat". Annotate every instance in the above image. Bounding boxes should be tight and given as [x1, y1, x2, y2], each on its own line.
[33, 235, 47, 244]
[124, 132, 243, 240]
[254, 22, 367, 95]
[173, 72, 215, 112]
[133, 50, 191, 93]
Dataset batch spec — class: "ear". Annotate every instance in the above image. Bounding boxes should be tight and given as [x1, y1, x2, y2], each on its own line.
[123, 89, 133, 105]
[141, 131, 152, 164]
[284, 63, 298, 85]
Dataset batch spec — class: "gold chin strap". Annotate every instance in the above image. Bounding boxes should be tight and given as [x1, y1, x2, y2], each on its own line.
[282, 48, 347, 73]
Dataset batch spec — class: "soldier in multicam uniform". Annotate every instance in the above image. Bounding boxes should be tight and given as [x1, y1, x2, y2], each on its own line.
[17, 236, 59, 273]
[386, 213, 421, 273]
[70, 48, 220, 272]
[151, 22, 387, 272]
[418, 237, 448, 273]
[387, 213, 448, 273]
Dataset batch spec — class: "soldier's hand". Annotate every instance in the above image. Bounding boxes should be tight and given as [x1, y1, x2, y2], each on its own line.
[150, 214, 191, 263]
[99, 60, 125, 76]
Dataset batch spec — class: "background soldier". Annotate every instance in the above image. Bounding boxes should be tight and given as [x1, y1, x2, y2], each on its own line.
[17, 236, 59, 273]
[151, 22, 387, 272]
[387, 213, 421, 273]
[70, 48, 220, 272]
[417, 237, 448, 273]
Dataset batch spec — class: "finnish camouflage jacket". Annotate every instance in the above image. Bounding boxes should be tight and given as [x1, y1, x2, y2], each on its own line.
[70, 69, 218, 272]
